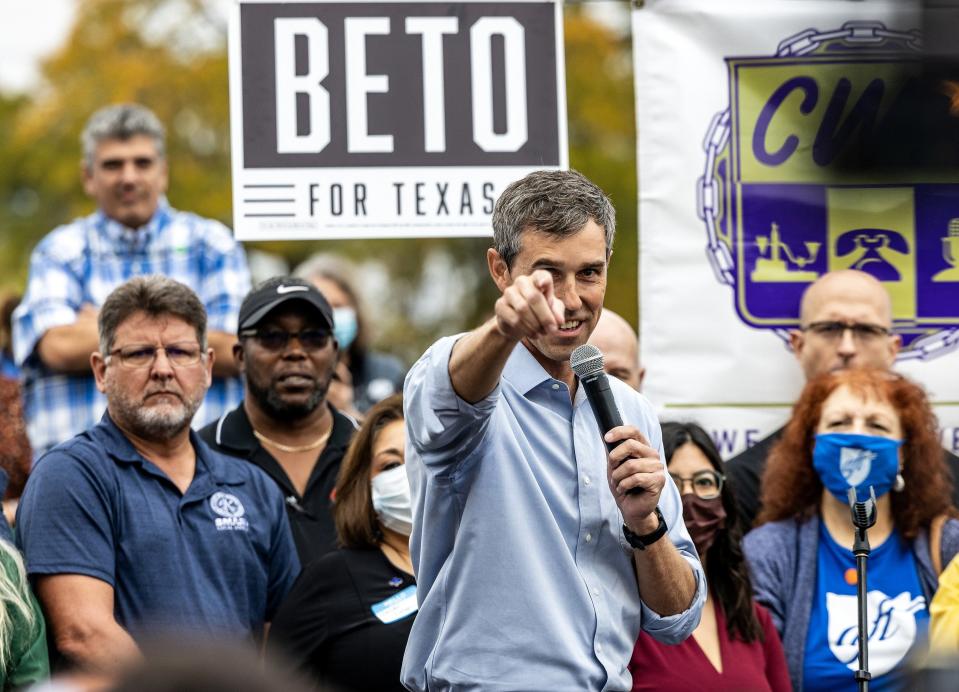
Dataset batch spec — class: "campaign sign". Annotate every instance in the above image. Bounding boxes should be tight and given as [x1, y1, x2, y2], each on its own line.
[700, 22, 959, 359]
[228, 0, 567, 240]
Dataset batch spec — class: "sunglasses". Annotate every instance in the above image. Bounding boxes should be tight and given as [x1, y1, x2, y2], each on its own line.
[239, 329, 332, 351]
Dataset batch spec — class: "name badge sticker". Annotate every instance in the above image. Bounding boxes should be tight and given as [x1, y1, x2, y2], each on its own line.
[371, 585, 418, 624]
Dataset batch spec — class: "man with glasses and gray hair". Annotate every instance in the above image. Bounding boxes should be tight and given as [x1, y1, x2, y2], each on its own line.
[12, 103, 250, 460]
[15, 275, 299, 672]
[726, 268, 959, 527]
[200, 277, 358, 567]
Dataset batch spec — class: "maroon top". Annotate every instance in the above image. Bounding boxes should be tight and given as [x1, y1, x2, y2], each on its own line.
[629, 600, 791, 692]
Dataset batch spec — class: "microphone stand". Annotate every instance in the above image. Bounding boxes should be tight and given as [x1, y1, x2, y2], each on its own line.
[848, 486, 878, 692]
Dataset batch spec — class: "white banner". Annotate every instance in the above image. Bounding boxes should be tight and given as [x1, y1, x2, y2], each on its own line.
[228, 0, 567, 240]
[633, 0, 959, 457]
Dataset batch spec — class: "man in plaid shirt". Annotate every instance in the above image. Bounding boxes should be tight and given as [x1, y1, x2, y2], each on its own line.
[13, 103, 250, 459]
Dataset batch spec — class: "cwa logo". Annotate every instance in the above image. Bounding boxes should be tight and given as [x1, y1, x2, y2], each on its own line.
[698, 21, 959, 361]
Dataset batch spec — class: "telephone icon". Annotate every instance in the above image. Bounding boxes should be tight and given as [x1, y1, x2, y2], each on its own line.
[834, 229, 909, 282]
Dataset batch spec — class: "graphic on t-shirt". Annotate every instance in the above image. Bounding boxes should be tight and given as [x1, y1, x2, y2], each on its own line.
[826, 590, 926, 675]
[840, 447, 875, 486]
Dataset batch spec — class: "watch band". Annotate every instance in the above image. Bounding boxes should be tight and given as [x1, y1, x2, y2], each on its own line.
[623, 507, 668, 551]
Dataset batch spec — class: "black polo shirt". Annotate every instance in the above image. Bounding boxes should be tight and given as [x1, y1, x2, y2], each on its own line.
[199, 403, 357, 568]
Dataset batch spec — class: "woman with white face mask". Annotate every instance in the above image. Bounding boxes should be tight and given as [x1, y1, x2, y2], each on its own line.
[268, 395, 415, 691]
[745, 369, 959, 692]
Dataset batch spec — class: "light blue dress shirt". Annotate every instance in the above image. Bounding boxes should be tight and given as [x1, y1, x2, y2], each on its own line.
[402, 336, 705, 692]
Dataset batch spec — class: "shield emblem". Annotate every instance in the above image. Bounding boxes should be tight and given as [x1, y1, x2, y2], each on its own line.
[699, 21, 959, 359]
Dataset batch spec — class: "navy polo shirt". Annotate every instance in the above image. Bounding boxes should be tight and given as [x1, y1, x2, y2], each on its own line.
[16, 413, 300, 641]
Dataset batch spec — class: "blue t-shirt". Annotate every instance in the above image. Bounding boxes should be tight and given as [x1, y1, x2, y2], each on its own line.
[804, 522, 928, 691]
[16, 414, 300, 641]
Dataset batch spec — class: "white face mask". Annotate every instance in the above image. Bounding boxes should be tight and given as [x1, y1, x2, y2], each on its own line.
[371, 466, 412, 536]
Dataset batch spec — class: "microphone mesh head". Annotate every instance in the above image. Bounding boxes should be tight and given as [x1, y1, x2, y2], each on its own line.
[570, 344, 605, 378]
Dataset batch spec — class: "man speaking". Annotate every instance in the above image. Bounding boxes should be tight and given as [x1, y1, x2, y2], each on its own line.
[402, 170, 704, 691]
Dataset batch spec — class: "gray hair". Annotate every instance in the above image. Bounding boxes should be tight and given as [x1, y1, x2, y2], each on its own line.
[492, 169, 616, 268]
[81, 103, 166, 169]
[98, 275, 207, 354]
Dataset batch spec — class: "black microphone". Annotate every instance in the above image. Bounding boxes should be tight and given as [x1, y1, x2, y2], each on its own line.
[848, 486, 878, 531]
[570, 344, 623, 452]
[570, 344, 641, 496]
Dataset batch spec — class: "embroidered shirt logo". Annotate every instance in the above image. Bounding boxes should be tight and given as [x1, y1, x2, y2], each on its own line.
[210, 491, 249, 531]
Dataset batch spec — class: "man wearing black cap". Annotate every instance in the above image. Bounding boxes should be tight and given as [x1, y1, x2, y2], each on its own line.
[200, 277, 357, 566]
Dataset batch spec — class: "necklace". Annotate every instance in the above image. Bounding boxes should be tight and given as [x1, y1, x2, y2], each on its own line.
[253, 425, 332, 453]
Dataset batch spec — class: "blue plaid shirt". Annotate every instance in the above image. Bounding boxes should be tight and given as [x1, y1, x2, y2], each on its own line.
[12, 200, 250, 459]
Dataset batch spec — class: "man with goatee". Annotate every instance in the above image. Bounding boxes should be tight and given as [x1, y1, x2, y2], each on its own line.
[16, 276, 299, 672]
[201, 277, 357, 566]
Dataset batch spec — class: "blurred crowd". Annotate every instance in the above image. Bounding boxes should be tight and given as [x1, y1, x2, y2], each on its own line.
[1, 102, 958, 692]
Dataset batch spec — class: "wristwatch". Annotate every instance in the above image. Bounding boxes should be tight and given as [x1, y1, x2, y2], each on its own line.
[622, 507, 668, 551]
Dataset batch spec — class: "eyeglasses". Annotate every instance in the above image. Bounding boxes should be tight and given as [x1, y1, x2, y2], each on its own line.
[239, 329, 332, 351]
[107, 342, 203, 369]
[801, 321, 891, 342]
[669, 469, 724, 499]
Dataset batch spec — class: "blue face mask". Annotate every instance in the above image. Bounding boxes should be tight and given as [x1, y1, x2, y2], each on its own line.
[333, 307, 358, 350]
[812, 433, 903, 503]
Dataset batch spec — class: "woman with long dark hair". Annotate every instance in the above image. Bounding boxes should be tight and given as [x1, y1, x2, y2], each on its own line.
[630, 421, 789, 691]
[745, 369, 959, 691]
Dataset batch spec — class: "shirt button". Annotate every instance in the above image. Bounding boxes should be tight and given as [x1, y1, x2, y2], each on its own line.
[585, 532, 593, 543]
[596, 643, 603, 653]
[584, 475, 591, 485]
[592, 587, 600, 597]
[551, 383, 560, 390]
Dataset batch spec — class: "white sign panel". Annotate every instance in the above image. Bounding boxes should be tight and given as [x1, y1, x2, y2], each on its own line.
[229, 0, 567, 240]
[633, 0, 959, 457]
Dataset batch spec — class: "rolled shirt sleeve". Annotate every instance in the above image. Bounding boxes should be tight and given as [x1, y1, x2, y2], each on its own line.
[403, 335, 499, 473]
[402, 336, 707, 691]
[12, 226, 89, 366]
[630, 407, 707, 644]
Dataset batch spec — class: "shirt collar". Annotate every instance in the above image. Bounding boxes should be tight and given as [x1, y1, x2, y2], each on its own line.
[96, 411, 246, 486]
[215, 401, 357, 457]
[502, 342, 558, 395]
[95, 197, 172, 250]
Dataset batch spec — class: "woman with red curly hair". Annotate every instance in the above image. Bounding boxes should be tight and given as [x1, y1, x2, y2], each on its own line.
[744, 368, 959, 692]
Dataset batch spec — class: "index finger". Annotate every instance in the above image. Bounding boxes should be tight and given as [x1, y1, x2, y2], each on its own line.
[529, 270, 563, 328]
[530, 270, 564, 325]
[530, 269, 553, 297]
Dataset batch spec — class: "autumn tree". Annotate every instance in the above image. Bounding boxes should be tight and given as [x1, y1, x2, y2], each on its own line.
[0, 0, 639, 362]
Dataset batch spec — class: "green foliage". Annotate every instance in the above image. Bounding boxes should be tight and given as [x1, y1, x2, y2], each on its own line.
[0, 1, 639, 362]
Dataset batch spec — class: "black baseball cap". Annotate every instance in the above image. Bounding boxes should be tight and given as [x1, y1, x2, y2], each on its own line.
[237, 277, 334, 332]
